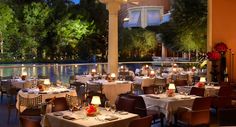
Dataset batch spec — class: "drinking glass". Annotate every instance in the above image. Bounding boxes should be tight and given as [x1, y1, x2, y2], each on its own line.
[110, 105, 116, 113]
[154, 87, 158, 94]
[105, 101, 111, 111]
[159, 86, 163, 93]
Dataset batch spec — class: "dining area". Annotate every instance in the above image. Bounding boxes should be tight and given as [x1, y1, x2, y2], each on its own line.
[1, 64, 236, 127]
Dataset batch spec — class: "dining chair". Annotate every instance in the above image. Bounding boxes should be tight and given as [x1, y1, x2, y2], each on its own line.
[211, 85, 232, 110]
[178, 74, 189, 81]
[46, 97, 69, 112]
[174, 79, 188, 86]
[175, 97, 212, 127]
[20, 116, 42, 127]
[218, 107, 236, 126]
[7, 86, 20, 123]
[129, 115, 153, 127]
[189, 87, 205, 97]
[126, 94, 165, 127]
[0, 79, 11, 103]
[153, 78, 167, 87]
[18, 95, 42, 116]
[143, 85, 159, 94]
[115, 95, 136, 113]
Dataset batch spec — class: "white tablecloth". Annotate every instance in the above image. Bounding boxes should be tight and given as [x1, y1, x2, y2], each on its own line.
[141, 93, 199, 123]
[43, 109, 139, 127]
[75, 75, 93, 84]
[133, 76, 155, 88]
[176, 86, 220, 96]
[87, 80, 132, 104]
[16, 87, 77, 112]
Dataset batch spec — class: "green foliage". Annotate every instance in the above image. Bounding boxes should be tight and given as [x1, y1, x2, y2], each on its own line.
[56, 18, 95, 48]
[119, 28, 158, 60]
[170, 0, 207, 52]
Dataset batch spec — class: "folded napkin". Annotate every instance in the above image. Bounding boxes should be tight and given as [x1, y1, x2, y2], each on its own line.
[105, 116, 119, 121]
[63, 115, 75, 120]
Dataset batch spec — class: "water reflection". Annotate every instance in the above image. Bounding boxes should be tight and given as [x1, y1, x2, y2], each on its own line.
[0, 64, 107, 83]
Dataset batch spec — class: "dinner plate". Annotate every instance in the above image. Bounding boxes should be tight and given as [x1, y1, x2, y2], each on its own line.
[118, 111, 128, 115]
[53, 112, 63, 116]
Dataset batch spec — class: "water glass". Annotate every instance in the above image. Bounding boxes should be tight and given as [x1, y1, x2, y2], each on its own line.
[154, 87, 158, 94]
[159, 86, 163, 93]
[110, 105, 116, 113]
[105, 101, 111, 111]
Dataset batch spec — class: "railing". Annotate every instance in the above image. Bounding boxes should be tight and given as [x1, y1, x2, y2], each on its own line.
[0, 61, 202, 83]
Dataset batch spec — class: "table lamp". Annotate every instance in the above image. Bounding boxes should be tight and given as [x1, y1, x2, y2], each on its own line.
[149, 70, 155, 78]
[91, 96, 101, 106]
[110, 73, 116, 81]
[91, 96, 101, 112]
[21, 71, 27, 80]
[199, 77, 206, 83]
[167, 83, 176, 97]
[44, 79, 51, 85]
[91, 69, 96, 80]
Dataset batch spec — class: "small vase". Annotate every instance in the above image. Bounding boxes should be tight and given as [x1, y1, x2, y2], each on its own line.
[210, 61, 219, 82]
[220, 52, 227, 81]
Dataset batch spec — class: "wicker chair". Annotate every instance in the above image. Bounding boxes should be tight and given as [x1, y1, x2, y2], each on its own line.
[18, 95, 42, 116]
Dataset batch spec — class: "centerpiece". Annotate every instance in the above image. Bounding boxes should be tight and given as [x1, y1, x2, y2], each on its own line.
[85, 96, 101, 116]
[207, 51, 221, 82]
[166, 83, 175, 97]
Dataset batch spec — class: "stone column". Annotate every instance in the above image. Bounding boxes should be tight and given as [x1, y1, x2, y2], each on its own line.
[161, 43, 167, 58]
[100, 0, 122, 75]
[207, 0, 212, 82]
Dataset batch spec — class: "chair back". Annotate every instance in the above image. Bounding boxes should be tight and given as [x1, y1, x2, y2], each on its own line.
[192, 97, 212, 111]
[129, 115, 153, 127]
[127, 94, 147, 117]
[143, 86, 154, 94]
[46, 97, 69, 112]
[218, 85, 232, 96]
[19, 95, 42, 112]
[115, 95, 136, 113]
[20, 116, 41, 127]
[174, 79, 188, 86]
[154, 78, 166, 86]
[190, 87, 205, 97]
[178, 74, 189, 80]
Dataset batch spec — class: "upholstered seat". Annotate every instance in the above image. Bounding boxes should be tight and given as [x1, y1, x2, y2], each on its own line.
[190, 87, 205, 97]
[129, 115, 153, 127]
[20, 116, 42, 127]
[46, 97, 69, 112]
[125, 94, 164, 127]
[174, 79, 188, 86]
[175, 97, 212, 127]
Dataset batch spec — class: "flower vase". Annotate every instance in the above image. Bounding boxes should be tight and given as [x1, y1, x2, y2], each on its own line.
[220, 52, 227, 81]
[211, 61, 219, 82]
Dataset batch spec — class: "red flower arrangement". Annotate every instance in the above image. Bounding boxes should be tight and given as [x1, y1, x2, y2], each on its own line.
[85, 105, 97, 116]
[195, 82, 205, 88]
[214, 42, 228, 53]
[166, 89, 175, 97]
[207, 51, 221, 61]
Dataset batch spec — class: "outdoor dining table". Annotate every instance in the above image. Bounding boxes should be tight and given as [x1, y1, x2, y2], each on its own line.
[42, 108, 139, 127]
[16, 87, 77, 112]
[176, 85, 220, 96]
[133, 76, 155, 89]
[141, 93, 200, 124]
[87, 80, 132, 104]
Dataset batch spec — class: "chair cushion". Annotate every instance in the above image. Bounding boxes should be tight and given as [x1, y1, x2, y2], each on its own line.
[20, 108, 41, 116]
[117, 96, 136, 113]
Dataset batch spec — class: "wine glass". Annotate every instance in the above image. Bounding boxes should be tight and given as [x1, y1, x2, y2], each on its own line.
[105, 101, 111, 111]
[159, 86, 163, 94]
[110, 105, 116, 113]
[154, 87, 158, 94]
